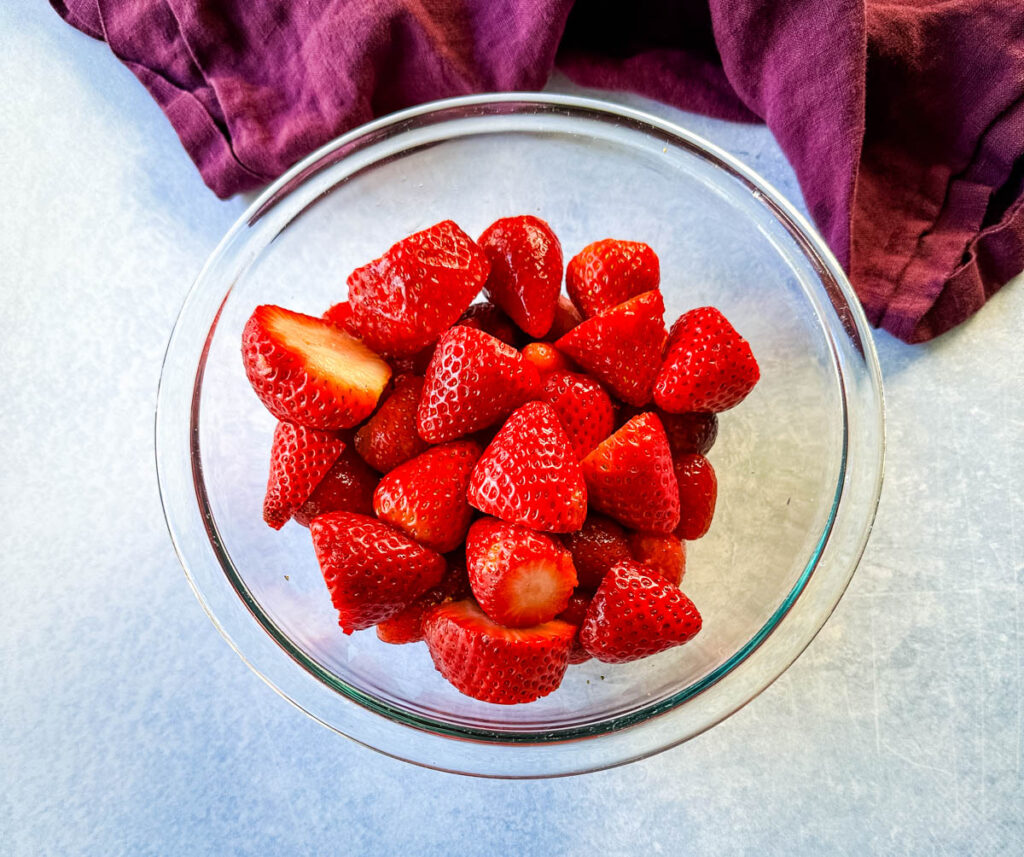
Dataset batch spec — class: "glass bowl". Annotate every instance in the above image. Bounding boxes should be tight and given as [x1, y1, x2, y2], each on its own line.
[156, 93, 884, 778]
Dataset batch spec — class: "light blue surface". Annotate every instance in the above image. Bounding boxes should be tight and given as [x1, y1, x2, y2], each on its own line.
[1, 2, 1021, 854]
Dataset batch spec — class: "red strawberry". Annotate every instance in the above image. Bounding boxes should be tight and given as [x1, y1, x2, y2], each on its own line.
[309, 512, 446, 633]
[455, 301, 521, 346]
[563, 514, 632, 591]
[581, 413, 680, 534]
[543, 295, 583, 342]
[655, 307, 759, 412]
[376, 560, 471, 645]
[373, 441, 482, 553]
[262, 421, 346, 529]
[555, 290, 667, 406]
[659, 409, 719, 457]
[478, 215, 563, 338]
[556, 590, 593, 664]
[466, 517, 577, 627]
[541, 371, 615, 459]
[580, 561, 702, 663]
[389, 347, 436, 377]
[423, 600, 575, 704]
[468, 401, 587, 533]
[347, 220, 489, 357]
[354, 375, 429, 473]
[566, 239, 660, 318]
[627, 531, 686, 586]
[322, 300, 359, 336]
[241, 305, 392, 430]
[293, 444, 378, 526]
[417, 326, 541, 443]
[521, 342, 573, 379]
[673, 453, 718, 540]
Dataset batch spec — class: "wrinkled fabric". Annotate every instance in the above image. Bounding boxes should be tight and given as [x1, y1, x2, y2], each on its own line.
[51, 0, 1024, 343]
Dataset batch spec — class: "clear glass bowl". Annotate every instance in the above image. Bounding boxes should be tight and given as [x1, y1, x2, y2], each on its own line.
[155, 94, 884, 778]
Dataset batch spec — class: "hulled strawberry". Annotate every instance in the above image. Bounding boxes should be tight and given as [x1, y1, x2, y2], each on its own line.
[673, 453, 718, 540]
[627, 531, 686, 586]
[376, 560, 472, 645]
[556, 590, 593, 664]
[541, 371, 615, 459]
[659, 409, 719, 457]
[456, 301, 521, 346]
[293, 444, 378, 526]
[262, 421, 346, 529]
[562, 514, 632, 591]
[521, 342, 573, 380]
[354, 375, 429, 473]
[566, 239, 660, 318]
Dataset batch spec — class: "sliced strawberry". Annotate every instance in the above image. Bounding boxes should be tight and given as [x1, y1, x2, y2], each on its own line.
[309, 512, 446, 633]
[556, 590, 593, 664]
[373, 440, 483, 553]
[261, 421, 346, 530]
[566, 239, 660, 318]
[555, 290, 666, 406]
[655, 306, 760, 412]
[627, 531, 686, 586]
[581, 413, 680, 534]
[376, 560, 471, 645]
[468, 401, 587, 533]
[241, 305, 392, 429]
[543, 295, 583, 342]
[659, 409, 719, 457]
[354, 375, 428, 473]
[541, 371, 615, 459]
[423, 600, 575, 704]
[563, 514, 632, 591]
[466, 517, 577, 627]
[580, 561, 702, 663]
[673, 453, 718, 540]
[478, 215, 563, 338]
[417, 326, 541, 443]
[293, 444, 378, 526]
[521, 342, 574, 379]
[455, 301, 521, 346]
[322, 300, 359, 336]
[347, 220, 489, 357]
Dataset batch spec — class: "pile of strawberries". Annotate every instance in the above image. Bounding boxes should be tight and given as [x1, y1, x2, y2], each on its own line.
[240, 217, 759, 705]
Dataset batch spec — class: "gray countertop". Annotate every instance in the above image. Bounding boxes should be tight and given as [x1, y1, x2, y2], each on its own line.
[2, 2, 1021, 854]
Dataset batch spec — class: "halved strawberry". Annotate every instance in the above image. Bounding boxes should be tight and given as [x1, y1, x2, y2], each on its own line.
[322, 300, 359, 336]
[555, 290, 667, 406]
[627, 531, 686, 586]
[566, 239, 660, 318]
[309, 512, 446, 633]
[659, 409, 719, 457]
[673, 453, 718, 540]
[468, 401, 587, 533]
[376, 560, 472, 645]
[455, 301, 521, 346]
[581, 413, 680, 534]
[262, 421, 346, 529]
[347, 220, 489, 357]
[543, 295, 583, 342]
[521, 342, 573, 380]
[373, 440, 483, 553]
[655, 306, 760, 413]
[556, 590, 593, 664]
[423, 600, 575, 704]
[580, 561, 702, 663]
[293, 444, 378, 526]
[541, 371, 615, 459]
[241, 305, 392, 429]
[466, 517, 577, 627]
[563, 514, 632, 591]
[354, 375, 429, 473]
[478, 215, 563, 338]
[417, 326, 541, 443]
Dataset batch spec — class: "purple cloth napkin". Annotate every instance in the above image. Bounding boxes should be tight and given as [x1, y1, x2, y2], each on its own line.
[51, 0, 1024, 344]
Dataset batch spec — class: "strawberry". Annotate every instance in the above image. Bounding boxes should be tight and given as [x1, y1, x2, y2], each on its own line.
[376, 560, 471, 645]
[555, 290, 667, 406]
[543, 295, 583, 342]
[354, 375, 428, 473]
[261, 421, 346, 529]
[478, 215, 563, 338]
[659, 409, 719, 457]
[417, 326, 541, 443]
[241, 305, 391, 430]
[581, 413, 680, 534]
[466, 517, 577, 627]
[673, 453, 717, 540]
[655, 306, 759, 412]
[455, 301, 521, 346]
[566, 239, 660, 318]
[347, 220, 489, 357]
[563, 514, 632, 591]
[627, 531, 686, 586]
[556, 590, 593, 663]
[541, 371, 615, 459]
[293, 444, 378, 526]
[309, 511, 446, 633]
[389, 347, 436, 377]
[322, 300, 359, 336]
[423, 600, 575, 704]
[373, 441, 483, 553]
[468, 401, 587, 533]
[521, 342, 573, 379]
[580, 561, 702, 663]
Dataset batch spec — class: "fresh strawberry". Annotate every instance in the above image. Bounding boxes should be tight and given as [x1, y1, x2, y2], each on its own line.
[261, 421, 346, 529]
[581, 413, 680, 534]
[556, 590, 593, 663]
[541, 371, 615, 459]
[376, 560, 471, 645]
[455, 301, 521, 346]
[566, 239, 660, 318]
[417, 326, 541, 443]
[478, 215, 563, 338]
[293, 444, 378, 526]
[309, 511, 446, 633]
[659, 409, 719, 457]
[555, 290, 667, 406]
[389, 347, 436, 376]
[673, 453, 717, 540]
[322, 301, 359, 336]
[580, 561, 702, 662]
[627, 531, 686, 586]
[563, 514, 632, 591]
[543, 295, 583, 342]
[354, 375, 428, 473]
[347, 220, 489, 356]
[241, 305, 392, 429]
[468, 401, 587, 533]
[521, 342, 573, 379]
[373, 441, 483, 553]
[655, 306, 759, 412]
[423, 600, 575, 704]
[466, 517, 577, 627]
